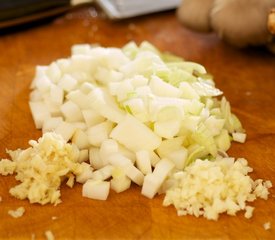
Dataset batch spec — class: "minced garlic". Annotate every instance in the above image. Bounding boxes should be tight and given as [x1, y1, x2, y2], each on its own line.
[8, 206, 25, 218]
[0, 132, 84, 205]
[0, 159, 16, 175]
[263, 222, 271, 230]
[244, 206, 254, 219]
[45, 230, 55, 240]
[163, 157, 272, 220]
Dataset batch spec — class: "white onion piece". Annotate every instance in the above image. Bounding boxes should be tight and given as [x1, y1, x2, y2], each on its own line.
[99, 139, 119, 161]
[78, 149, 89, 163]
[110, 114, 161, 152]
[124, 164, 144, 186]
[66, 90, 91, 110]
[92, 165, 113, 181]
[166, 148, 188, 170]
[232, 132, 246, 143]
[72, 129, 90, 150]
[111, 176, 131, 193]
[87, 88, 126, 123]
[42, 117, 63, 134]
[50, 85, 63, 105]
[58, 74, 77, 92]
[107, 153, 132, 168]
[141, 174, 162, 199]
[87, 121, 114, 147]
[29, 102, 51, 129]
[141, 159, 174, 198]
[149, 75, 181, 98]
[76, 162, 93, 184]
[54, 121, 76, 142]
[60, 100, 83, 122]
[111, 167, 131, 193]
[82, 179, 110, 200]
[82, 109, 105, 127]
[89, 147, 105, 169]
[135, 150, 152, 175]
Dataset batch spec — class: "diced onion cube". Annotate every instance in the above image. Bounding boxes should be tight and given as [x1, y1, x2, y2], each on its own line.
[42, 117, 63, 134]
[135, 150, 152, 175]
[60, 100, 83, 122]
[76, 162, 93, 183]
[232, 132, 246, 143]
[78, 149, 89, 163]
[110, 114, 161, 152]
[82, 179, 110, 200]
[29, 102, 51, 129]
[87, 121, 114, 147]
[111, 175, 131, 193]
[72, 129, 90, 150]
[54, 121, 76, 142]
[92, 165, 113, 181]
[124, 164, 144, 186]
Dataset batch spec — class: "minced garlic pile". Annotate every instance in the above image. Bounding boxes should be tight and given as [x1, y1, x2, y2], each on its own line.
[0, 132, 84, 205]
[163, 157, 272, 220]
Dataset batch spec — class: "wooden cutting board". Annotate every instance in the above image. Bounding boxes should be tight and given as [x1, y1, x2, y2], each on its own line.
[0, 6, 274, 240]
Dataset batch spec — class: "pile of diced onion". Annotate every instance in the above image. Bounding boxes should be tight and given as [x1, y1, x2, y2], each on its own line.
[1, 42, 272, 220]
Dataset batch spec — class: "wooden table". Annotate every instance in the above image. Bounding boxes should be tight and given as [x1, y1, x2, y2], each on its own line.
[0, 6, 275, 240]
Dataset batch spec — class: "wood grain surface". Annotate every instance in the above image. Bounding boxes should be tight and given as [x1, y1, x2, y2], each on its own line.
[0, 6, 275, 240]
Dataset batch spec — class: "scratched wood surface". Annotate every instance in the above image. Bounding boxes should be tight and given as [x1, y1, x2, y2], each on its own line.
[0, 6, 274, 240]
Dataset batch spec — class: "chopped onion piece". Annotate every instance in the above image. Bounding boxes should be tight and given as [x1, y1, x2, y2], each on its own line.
[232, 132, 246, 143]
[78, 149, 89, 163]
[82, 179, 110, 200]
[135, 150, 152, 175]
[141, 159, 174, 198]
[110, 114, 161, 152]
[54, 121, 76, 142]
[29, 102, 51, 129]
[76, 162, 93, 184]
[72, 129, 90, 150]
[124, 164, 144, 186]
[92, 165, 113, 181]
[87, 121, 114, 147]
[111, 167, 131, 193]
